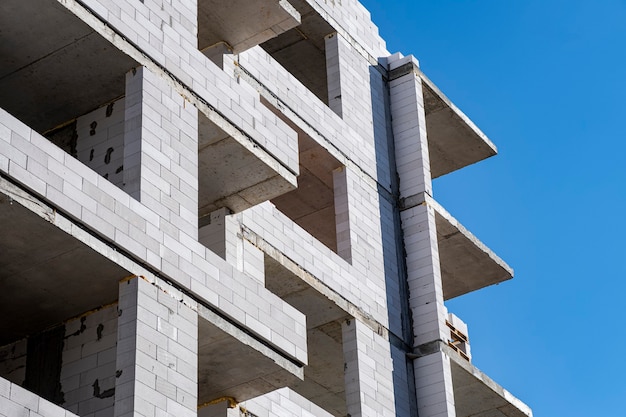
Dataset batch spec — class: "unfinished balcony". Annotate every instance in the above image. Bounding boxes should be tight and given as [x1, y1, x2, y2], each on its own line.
[0, 178, 130, 348]
[264, 256, 350, 417]
[400, 192, 512, 299]
[428, 196, 513, 299]
[0, 178, 306, 414]
[447, 344, 533, 417]
[259, 0, 336, 106]
[419, 71, 498, 178]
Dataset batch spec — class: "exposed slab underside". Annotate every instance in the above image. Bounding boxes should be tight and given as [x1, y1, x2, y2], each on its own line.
[265, 256, 348, 417]
[198, 0, 301, 53]
[198, 308, 303, 404]
[0, 0, 137, 133]
[449, 350, 532, 417]
[421, 76, 497, 179]
[198, 114, 297, 216]
[261, 0, 335, 104]
[430, 199, 513, 300]
[0, 183, 130, 345]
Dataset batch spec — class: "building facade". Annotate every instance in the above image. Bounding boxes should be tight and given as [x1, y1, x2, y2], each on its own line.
[0, 1, 532, 416]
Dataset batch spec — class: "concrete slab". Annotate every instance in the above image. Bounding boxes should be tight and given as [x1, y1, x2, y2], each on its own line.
[0, 181, 130, 345]
[418, 70, 498, 178]
[197, 304, 303, 405]
[0, 0, 137, 133]
[403, 194, 513, 299]
[198, 0, 301, 53]
[446, 346, 533, 417]
[432, 197, 513, 299]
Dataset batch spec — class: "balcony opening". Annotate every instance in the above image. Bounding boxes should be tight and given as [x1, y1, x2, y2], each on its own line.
[264, 256, 349, 417]
[260, 0, 335, 106]
[197, 111, 297, 218]
[270, 134, 343, 253]
[0, 0, 138, 190]
[261, 99, 350, 259]
[0, 184, 130, 415]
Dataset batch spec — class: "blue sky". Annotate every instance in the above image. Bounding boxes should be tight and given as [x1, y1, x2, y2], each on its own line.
[359, 1, 626, 416]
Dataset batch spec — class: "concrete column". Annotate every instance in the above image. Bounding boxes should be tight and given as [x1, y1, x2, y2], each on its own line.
[401, 204, 455, 417]
[388, 55, 432, 199]
[342, 319, 396, 417]
[114, 277, 198, 417]
[388, 54, 455, 417]
[123, 66, 199, 240]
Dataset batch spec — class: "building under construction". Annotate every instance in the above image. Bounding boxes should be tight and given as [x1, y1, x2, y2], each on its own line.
[0, 1, 532, 416]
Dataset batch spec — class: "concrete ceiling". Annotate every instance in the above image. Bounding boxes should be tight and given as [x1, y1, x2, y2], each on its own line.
[261, 0, 335, 104]
[198, 0, 301, 53]
[198, 113, 297, 216]
[0, 188, 130, 345]
[422, 80, 497, 179]
[265, 256, 349, 417]
[433, 202, 513, 300]
[450, 352, 532, 417]
[0, 0, 137, 133]
[198, 314, 301, 404]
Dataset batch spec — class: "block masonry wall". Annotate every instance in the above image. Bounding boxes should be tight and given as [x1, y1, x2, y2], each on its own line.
[1, 377, 80, 417]
[115, 277, 198, 417]
[0, 306, 118, 417]
[75, 100, 126, 189]
[0, 1, 532, 417]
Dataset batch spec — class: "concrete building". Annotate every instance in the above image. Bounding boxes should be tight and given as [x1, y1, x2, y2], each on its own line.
[0, 1, 532, 416]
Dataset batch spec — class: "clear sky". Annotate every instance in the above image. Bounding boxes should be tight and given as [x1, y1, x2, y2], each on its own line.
[359, 1, 626, 416]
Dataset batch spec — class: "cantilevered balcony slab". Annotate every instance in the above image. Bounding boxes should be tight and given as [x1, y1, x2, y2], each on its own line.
[408, 194, 513, 299]
[198, 0, 301, 53]
[198, 304, 303, 405]
[445, 346, 533, 417]
[433, 198, 513, 299]
[419, 70, 498, 178]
